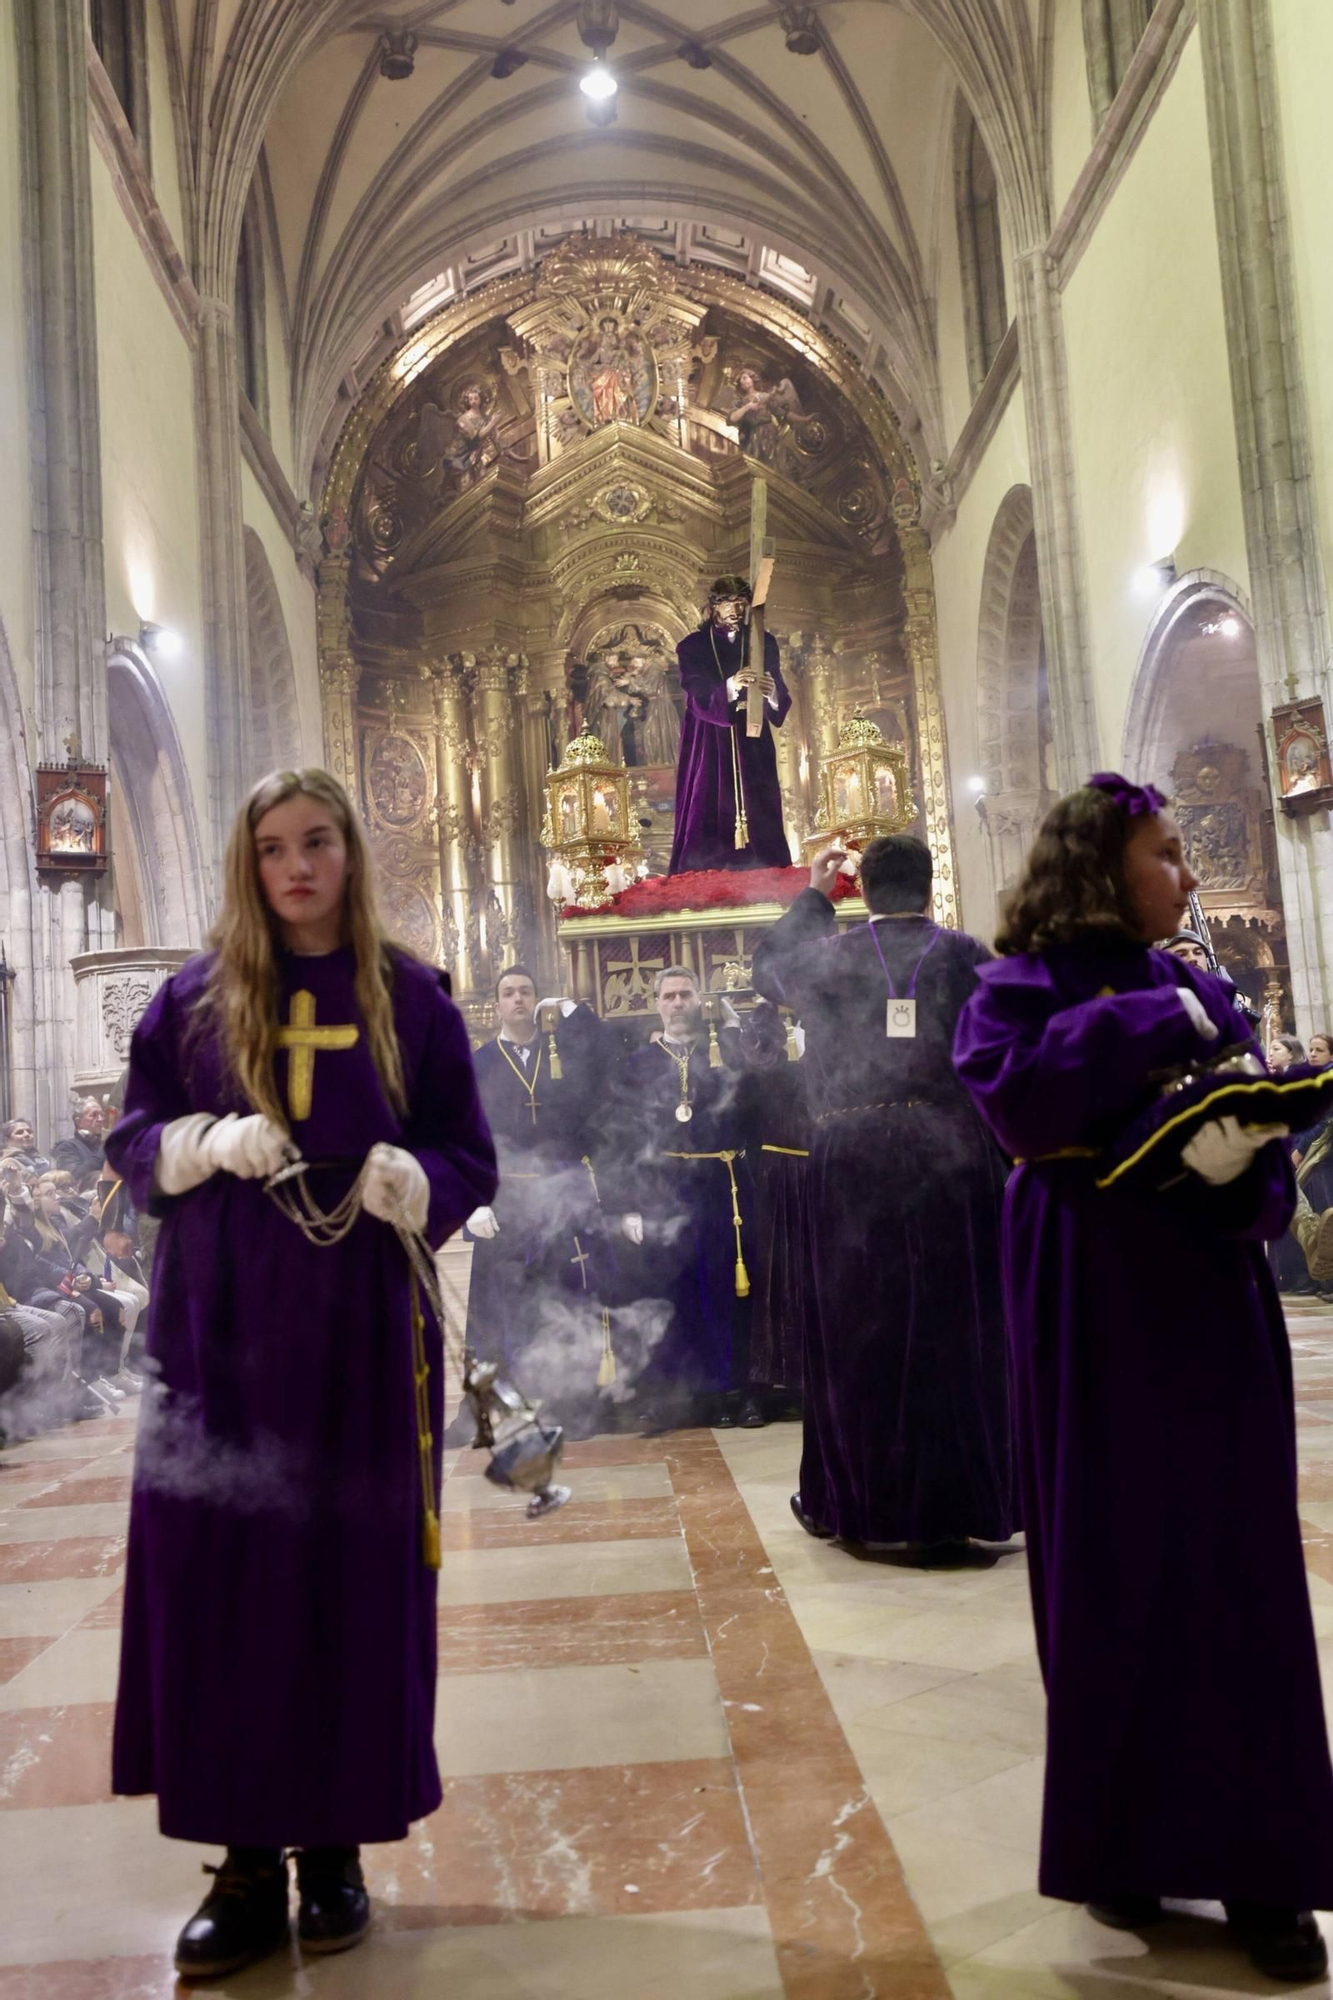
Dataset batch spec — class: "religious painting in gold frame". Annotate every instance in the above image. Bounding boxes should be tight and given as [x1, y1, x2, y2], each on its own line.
[35, 763, 108, 874]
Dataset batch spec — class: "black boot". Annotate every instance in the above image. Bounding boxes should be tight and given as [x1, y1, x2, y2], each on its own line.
[295, 1845, 371, 1956]
[174, 1847, 289, 1980]
[738, 1395, 767, 1429]
[1226, 1902, 1329, 1981]
[790, 1492, 834, 1540]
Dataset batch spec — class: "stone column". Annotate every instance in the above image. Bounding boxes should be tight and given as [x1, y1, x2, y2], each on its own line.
[16, 0, 116, 1139]
[1198, 0, 1333, 1023]
[1012, 250, 1101, 789]
[428, 656, 480, 998]
[472, 648, 533, 991]
[194, 296, 252, 860]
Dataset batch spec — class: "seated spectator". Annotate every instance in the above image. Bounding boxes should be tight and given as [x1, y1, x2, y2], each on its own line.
[0, 1117, 49, 1175]
[0, 1208, 102, 1427]
[51, 1099, 104, 1189]
[25, 1174, 134, 1402]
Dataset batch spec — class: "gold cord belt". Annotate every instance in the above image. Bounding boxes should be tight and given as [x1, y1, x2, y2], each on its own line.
[663, 1148, 750, 1297]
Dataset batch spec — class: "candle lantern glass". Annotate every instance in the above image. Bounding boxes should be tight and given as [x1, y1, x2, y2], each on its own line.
[541, 733, 638, 908]
[803, 716, 914, 855]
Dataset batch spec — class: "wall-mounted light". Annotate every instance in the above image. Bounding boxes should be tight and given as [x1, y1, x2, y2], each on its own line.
[139, 621, 184, 661]
[966, 774, 987, 795]
[1134, 553, 1177, 599]
[1201, 612, 1243, 639]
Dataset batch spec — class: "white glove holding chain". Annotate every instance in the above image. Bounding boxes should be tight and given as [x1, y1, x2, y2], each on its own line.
[467, 1205, 500, 1240]
[362, 1143, 430, 1232]
[536, 997, 577, 1018]
[621, 1212, 644, 1246]
[155, 1113, 221, 1196]
[1181, 1115, 1289, 1186]
[1177, 987, 1220, 1043]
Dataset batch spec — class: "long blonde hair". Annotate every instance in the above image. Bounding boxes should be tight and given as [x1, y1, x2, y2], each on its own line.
[200, 768, 408, 1125]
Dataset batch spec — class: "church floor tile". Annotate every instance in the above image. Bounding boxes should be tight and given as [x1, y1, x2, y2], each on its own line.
[3, 1330, 1333, 1994]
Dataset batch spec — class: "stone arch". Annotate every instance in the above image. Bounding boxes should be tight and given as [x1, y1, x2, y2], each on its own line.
[243, 529, 302, 782]
[974, 485, 1053, 891]
[1122, 570, 1288, 1025]
[107, 642, 208, 948]
[0, 617, 40, 1125]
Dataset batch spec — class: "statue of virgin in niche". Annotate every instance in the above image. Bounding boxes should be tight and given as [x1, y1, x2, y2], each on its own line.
[581, 623, 681, 766]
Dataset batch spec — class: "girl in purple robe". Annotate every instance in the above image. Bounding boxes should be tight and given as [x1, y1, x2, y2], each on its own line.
[954, 774, 1333, 1984]
[104, 769, 496, 1981]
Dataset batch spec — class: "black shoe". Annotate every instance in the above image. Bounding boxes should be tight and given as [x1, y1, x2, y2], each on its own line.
[295, 1845, 370, 1957]
[738, 1396, 767, 1429]
[1086, 1896, 1163, 1930]
[1226, 1902, 1328, 1980]
[790, 1492, 834, 1539]
[713, 1401, 737, 1428]
[174, 1847, 289, 1980]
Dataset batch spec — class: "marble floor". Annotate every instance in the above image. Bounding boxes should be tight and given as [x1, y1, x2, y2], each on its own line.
[4, 1306, 1333, 1996]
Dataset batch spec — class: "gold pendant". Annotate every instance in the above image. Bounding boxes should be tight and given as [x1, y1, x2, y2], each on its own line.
[675, 1103, 693, 1123]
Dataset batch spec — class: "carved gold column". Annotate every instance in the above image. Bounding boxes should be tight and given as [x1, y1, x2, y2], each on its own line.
[771, 645, 804, 860]
[473, 647, 531, 988]
[426, 656, 479, 997]
[317, 555, 360, 797]
[900, 526, 960, 929]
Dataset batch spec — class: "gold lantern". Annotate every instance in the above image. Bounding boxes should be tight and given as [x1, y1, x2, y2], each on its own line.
[541, 733, 637, 909]
[803, 716, 915, 855]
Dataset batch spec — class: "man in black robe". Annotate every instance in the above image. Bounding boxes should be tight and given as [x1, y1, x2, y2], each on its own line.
[752, 836, 1012, 1553]
[461, 965, 616, 1436]
[614, 967, 760, 1429]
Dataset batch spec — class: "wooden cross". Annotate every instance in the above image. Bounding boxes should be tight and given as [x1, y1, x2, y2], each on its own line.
[745, 477, 777, 739]
[276, 990, 360, 1123]
[569, 1234, 590, 1289]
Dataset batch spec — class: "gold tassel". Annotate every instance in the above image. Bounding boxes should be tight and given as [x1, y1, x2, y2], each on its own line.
[411, 1277, 441, 1571]
[596, 1309, 617, 1389]
[735, 1252, 751, 1299]
[785, 1014, 800, 1062]
[548, 1031, 563, 1081]
[708, 1021, 722, 1069]
[422, 1507, 441, 1571]
[734, 814, 747, 851]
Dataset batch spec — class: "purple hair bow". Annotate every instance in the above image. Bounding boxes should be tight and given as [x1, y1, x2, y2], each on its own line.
[1087, 771, 1165, 817]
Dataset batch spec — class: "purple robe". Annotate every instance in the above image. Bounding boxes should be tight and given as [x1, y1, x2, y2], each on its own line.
[614, 1030, 755, 1398]
[954, 938, 1333, 1906]
[104, 946, 496, 1847]
[753, 891, 1011, 1542]
[668, 627, 792, 874]
[740, 1003, 809, 1396]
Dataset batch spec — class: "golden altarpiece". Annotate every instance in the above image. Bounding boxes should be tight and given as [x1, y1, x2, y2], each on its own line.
[316, 236, 956, 1029]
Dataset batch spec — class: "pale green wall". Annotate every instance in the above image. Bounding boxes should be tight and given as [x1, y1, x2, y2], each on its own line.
[91, 149, 208, 842]
[0, 0, 33, 716]
[930, 383, 1032, 937]
[1272, 0, 1333, 650]
[1060, 27, 1248, 761]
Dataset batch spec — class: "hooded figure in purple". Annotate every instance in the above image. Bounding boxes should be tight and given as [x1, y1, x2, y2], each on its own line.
[954, 774, 1333, 1977]
[668, 573, 792, 874]
[103, 769, 496, 1983]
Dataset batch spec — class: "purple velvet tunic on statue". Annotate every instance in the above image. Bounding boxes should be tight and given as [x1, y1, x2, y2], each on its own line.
[954, 938, 1333, 1907]
[668, 627, 792, 874]
[104, 947, 497, 1848]
[753, 890, 1011, 1544]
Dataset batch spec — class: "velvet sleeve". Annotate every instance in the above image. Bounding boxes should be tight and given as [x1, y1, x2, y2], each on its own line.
[102, 978, 196, 1219]
[953, 968, 1203, 1159]
[677, 647, 737, 728]
[400, 983, 498, 1250]
[751, 888, 836, 1007]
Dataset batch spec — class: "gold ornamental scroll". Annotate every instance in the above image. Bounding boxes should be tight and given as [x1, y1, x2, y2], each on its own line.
[426, 656, 480, 997]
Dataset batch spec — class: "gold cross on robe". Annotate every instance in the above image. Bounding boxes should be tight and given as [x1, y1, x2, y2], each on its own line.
[277, 989, 360, 1122]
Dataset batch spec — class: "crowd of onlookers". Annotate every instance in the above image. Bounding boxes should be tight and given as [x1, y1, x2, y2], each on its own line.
[0, 1093, 151, 1444]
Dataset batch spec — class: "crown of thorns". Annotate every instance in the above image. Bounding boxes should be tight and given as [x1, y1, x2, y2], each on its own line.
[708, 575, 752, 605]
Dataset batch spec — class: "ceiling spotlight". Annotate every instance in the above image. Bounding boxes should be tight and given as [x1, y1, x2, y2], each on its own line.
[579, 62, 618, 101]
[491, 49, 528, 78]
[679, 40, 711, 69]
[378, 29, 417, 80]
[584, 91, 618, 127]
[782, 7, 821, 54]
[139, 621, 184, 660]
[577, 1, 618, 57]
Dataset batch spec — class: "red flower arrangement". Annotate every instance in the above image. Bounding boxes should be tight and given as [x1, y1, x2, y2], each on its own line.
[561, 864, 859, 921]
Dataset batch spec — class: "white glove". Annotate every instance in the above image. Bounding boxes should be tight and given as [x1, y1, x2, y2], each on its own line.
[621, 1212, 644, 1246]
[537, 997, 577, 1018]
[362, 1142, 430, 1232]
[1181, 1115, 1289, 1186]
[205, 1113, 291, 1181]
[468, 1205, 500, 1240]
[154, 1112, 219, 1196]
[1177, 987, 1220, 1043]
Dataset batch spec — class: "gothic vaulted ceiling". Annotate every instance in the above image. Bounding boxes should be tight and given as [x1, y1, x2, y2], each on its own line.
[161, 0, 1047, 487]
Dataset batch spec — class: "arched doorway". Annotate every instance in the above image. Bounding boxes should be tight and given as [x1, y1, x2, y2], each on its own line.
[975, 486, 1055, 898]
[244, 530, 302, 783]
[107, 644, 208, 950]
[1124, 574, 1289, 1030]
